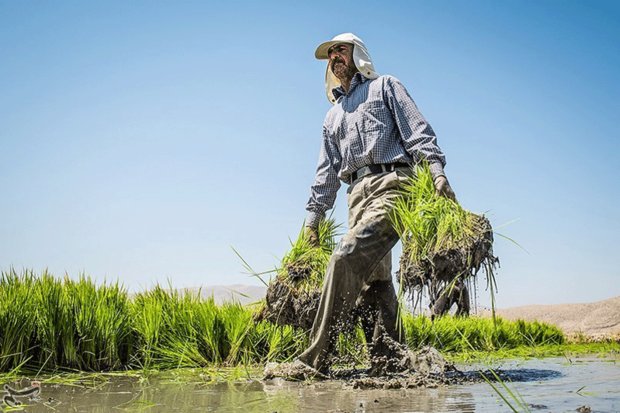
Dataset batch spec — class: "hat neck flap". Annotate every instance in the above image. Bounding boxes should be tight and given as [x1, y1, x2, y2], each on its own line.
[325, 38, 379, 104]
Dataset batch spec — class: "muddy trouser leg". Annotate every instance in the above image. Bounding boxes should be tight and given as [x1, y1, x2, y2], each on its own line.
[297, 218, 399, 371]
[297, 171, 406, 372]
[357, 254, 404, 358]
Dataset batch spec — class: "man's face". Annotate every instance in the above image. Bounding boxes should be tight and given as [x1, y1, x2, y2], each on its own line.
[328, 43, 357, 80]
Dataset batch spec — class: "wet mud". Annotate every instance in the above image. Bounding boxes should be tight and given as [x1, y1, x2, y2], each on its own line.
[256, 277, 320, 330]
[259, 359, 610, 413]
[264, 345, 563, 391]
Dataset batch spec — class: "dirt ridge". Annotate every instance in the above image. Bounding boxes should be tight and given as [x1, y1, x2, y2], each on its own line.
[478, 296, 620, 337]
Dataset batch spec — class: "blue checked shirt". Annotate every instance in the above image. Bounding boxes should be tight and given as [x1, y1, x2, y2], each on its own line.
[306, 73, 446, 228]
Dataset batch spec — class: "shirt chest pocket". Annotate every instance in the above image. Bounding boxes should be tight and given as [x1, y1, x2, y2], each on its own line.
[358, 100, 388, 136]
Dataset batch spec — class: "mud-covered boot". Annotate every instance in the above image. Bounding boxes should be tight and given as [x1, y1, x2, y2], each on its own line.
[369, 341, 457, 377]
[264, 359, 329, 381]
[399, 346, 458, 376]
[367, 333, 411, 377]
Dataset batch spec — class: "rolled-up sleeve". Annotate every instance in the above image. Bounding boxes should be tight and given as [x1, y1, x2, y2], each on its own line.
[305, 125, 341, 228]
[384, 76, 446, 179]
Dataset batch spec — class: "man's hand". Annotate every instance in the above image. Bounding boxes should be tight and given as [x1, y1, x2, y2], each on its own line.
[434, 175, 457, 201]
[305, 226, 320, 248]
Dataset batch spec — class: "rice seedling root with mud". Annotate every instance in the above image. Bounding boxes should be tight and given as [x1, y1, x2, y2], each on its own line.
[390, 163, 499, 318]
[255, 218, 339, 330]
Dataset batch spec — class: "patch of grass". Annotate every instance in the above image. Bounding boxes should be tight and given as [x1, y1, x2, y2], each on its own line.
[1, 269, 615, 375]
[402, 314, 564, 353]
[0, 270, 314, 373]
[0, 269, 131, 372]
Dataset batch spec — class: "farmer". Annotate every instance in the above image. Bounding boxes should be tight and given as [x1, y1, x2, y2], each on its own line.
[297, 33, 455, 377]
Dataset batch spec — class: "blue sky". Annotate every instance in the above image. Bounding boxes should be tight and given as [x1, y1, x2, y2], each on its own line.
[1, 1, 618, 307]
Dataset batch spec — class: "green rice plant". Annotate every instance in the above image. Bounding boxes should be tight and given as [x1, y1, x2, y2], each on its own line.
[245, 321, 271, 362]
[131, 288, 165, 369]
[193, 296, 226, 364]
[33, 272, 78, 370]
[335, 326, 367, 366]
[0, 269, 575, 375]
[0, 270, 133, 372]
[455, 326, 532, 413]
[156, 290, 209, 369]
[389, 162, 498, 319]
[67, 275, 131, 370]
[254, 217, 341, 330]
[220, 302, 254, 365]
[278, 217, 340, 291]
[481, 369, 531, 413]
[132, 286, 210, 369]
[0, 269, 37, 371]
[67, 277, 97, 369]
[263, 324, 306, 362]
[401, 314, 563, 353]
[390, 162, 488, 263]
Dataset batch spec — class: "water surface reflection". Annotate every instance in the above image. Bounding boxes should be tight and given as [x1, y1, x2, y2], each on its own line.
[5, 356, 618, 412]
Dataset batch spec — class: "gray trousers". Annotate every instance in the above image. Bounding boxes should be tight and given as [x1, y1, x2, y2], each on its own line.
[299, 170, 411, 372]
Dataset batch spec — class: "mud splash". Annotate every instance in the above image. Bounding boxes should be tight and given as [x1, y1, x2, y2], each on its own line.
[263, 344, 570, 393]
[264, 346, 466, 389]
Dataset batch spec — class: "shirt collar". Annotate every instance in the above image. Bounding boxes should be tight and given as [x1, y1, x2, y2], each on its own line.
[331, 72, 367, 101]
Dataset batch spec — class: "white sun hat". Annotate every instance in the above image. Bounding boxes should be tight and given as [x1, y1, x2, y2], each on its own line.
[315, 32, 379, 104]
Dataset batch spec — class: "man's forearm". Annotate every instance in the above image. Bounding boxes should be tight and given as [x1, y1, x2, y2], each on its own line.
[305, 210, 325, 229]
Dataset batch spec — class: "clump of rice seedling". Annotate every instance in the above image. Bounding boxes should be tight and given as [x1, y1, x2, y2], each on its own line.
[256, 218, 339, 331]
[131, 286, 215, 369]
[401, 314, 564, 353]
[64, 275, 132, 371]
[390, 163, 499, 316]
[0, 269, 38, 372]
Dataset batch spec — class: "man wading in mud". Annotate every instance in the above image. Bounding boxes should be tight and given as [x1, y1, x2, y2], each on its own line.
[275, 33, 456, 379]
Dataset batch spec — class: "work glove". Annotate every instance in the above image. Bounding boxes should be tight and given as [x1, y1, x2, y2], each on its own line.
[305, 226, 320, 248]
[434, 175, 457, 202]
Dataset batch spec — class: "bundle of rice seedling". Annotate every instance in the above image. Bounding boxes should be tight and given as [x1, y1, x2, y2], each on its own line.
[256, 218, 339, 331]
[390, 163, 499, 316]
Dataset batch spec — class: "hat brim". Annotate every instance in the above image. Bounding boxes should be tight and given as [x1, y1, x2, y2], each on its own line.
[314, 40, 353, 60]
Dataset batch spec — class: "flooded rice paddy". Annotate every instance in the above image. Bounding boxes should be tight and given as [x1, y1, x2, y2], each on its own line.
[4, 356, 618, 412]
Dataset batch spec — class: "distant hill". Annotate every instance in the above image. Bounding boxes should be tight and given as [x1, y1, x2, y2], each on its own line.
[478, 295, 620, 338]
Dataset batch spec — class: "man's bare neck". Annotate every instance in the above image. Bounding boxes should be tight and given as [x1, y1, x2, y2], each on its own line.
[338, 71, 358, 93]
[340, 76, 352, 92]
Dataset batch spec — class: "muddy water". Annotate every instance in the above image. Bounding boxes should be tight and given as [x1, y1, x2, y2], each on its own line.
[5, 356, 619, 412]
